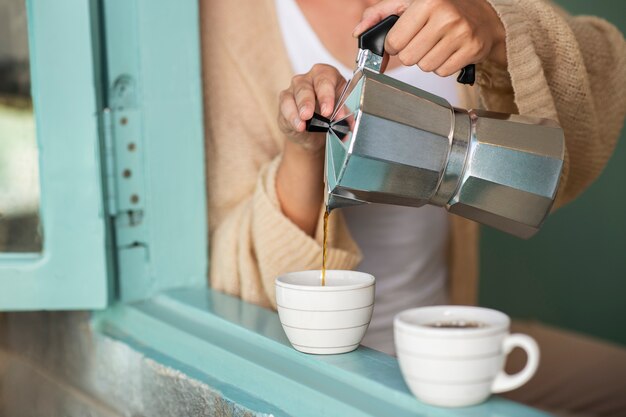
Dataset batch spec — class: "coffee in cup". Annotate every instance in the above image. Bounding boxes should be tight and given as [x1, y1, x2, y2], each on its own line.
[425, 320, 486, 329]
[394, 305, 539, 407]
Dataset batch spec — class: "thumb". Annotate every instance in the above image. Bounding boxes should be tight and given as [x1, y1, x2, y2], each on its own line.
[352, 0, 410, 37]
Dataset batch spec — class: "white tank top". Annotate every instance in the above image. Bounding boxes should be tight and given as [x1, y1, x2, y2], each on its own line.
[276, 0, 459, 355]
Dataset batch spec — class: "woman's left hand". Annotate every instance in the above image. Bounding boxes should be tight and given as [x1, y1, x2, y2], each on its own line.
[353, 0, 507, 76]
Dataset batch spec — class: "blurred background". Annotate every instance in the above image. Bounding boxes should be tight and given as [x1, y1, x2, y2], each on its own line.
[0, 0, 42, 253]
[480, 2, 626, 346]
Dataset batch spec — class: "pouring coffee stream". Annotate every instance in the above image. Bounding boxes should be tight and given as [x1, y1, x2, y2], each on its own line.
[307, 14, 564, 254]
[321, 210, 329, 286]
[313, 15, 477, 286]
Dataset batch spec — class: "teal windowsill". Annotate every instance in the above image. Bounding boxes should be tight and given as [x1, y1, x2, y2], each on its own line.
[92, 288, 550, 417]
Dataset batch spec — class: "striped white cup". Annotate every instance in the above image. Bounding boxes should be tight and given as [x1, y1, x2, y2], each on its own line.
[394, 306, 540, 407]
[275, 270, 375, 355]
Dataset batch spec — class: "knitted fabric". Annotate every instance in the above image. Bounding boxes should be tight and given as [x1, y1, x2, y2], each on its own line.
[201, 0, 625, 308]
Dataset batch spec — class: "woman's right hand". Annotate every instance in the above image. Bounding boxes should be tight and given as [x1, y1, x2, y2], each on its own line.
[277, 64, 347, 153]
[275, 64, 346, 236]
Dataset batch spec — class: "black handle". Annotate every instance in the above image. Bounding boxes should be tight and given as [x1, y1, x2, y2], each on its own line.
[305, 113, 331, 133]
[457, 64, 475, 85]
[305, 113, 349, 139]
[358, 15, 399, 57]
[357, 15, 475, 85]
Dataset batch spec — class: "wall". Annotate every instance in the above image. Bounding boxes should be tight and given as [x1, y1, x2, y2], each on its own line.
[0, 312, 263, 417]
[480, 0, 626, 346]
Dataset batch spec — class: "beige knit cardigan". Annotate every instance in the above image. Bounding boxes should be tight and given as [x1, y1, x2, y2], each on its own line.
[201, 0, 626, 309]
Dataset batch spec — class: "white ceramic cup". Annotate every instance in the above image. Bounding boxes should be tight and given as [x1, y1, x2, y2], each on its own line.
[394, 306, 539, 407]
[275, 270, 375, 354]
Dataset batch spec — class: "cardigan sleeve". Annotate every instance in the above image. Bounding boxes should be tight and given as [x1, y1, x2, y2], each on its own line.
[202, 0, 362, 309]
[478, 0, 626, 208]
[203, 41, 361, 308]
[209, 154, 361, 309]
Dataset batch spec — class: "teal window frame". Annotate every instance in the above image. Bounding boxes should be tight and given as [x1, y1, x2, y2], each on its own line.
[0, 0, 207, 310]
[2, 1, 548, 415]
[94, 288, 550, 417]
[0, 0, 111, 310]
[99, 0, 207, 302]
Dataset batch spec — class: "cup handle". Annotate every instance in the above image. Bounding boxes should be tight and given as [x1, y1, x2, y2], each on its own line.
[491, 333, 540, 393]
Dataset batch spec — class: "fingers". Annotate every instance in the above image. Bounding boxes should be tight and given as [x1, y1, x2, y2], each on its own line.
[278, 65, 346, 137]
[435, 43, 484, 77]
[395, 20, 442, 66]
[353, 0, 500, 77]
[302, 64, 345, 118]
[293, 77, 316, 121]
[279, 90, 305, 133]
[384, 3, 429, 55]
[313, 77, 337, 117]
[434, 50, 465, 77]
[353, 0, 411, 37]
[416, 37, 457, 73]
[434, 32, 488, 76]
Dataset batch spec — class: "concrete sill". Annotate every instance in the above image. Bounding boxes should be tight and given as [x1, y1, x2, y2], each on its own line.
[92, 288, 548, 417]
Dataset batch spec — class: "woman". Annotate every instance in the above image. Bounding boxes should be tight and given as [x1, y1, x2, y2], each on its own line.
[202, 0, 626, 414]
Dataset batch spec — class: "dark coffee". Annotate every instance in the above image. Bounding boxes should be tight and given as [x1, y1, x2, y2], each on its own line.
[321, 211, 329, 286]
[425, 320, 487, 329]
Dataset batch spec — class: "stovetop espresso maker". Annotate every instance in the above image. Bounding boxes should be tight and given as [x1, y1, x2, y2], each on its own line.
[307, 15, 564, 239]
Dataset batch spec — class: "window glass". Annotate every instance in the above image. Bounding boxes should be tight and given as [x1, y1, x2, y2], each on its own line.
[0, 0, 42, 252]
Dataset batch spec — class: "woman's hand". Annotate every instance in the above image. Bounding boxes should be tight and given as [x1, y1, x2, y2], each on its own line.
[276, 64, 346, 236]
[277, 64, 347, 153]
[353, 0, 506, 77]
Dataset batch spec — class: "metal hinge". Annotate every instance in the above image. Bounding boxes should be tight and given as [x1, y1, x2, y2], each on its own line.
[101, 75, 149, 250]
